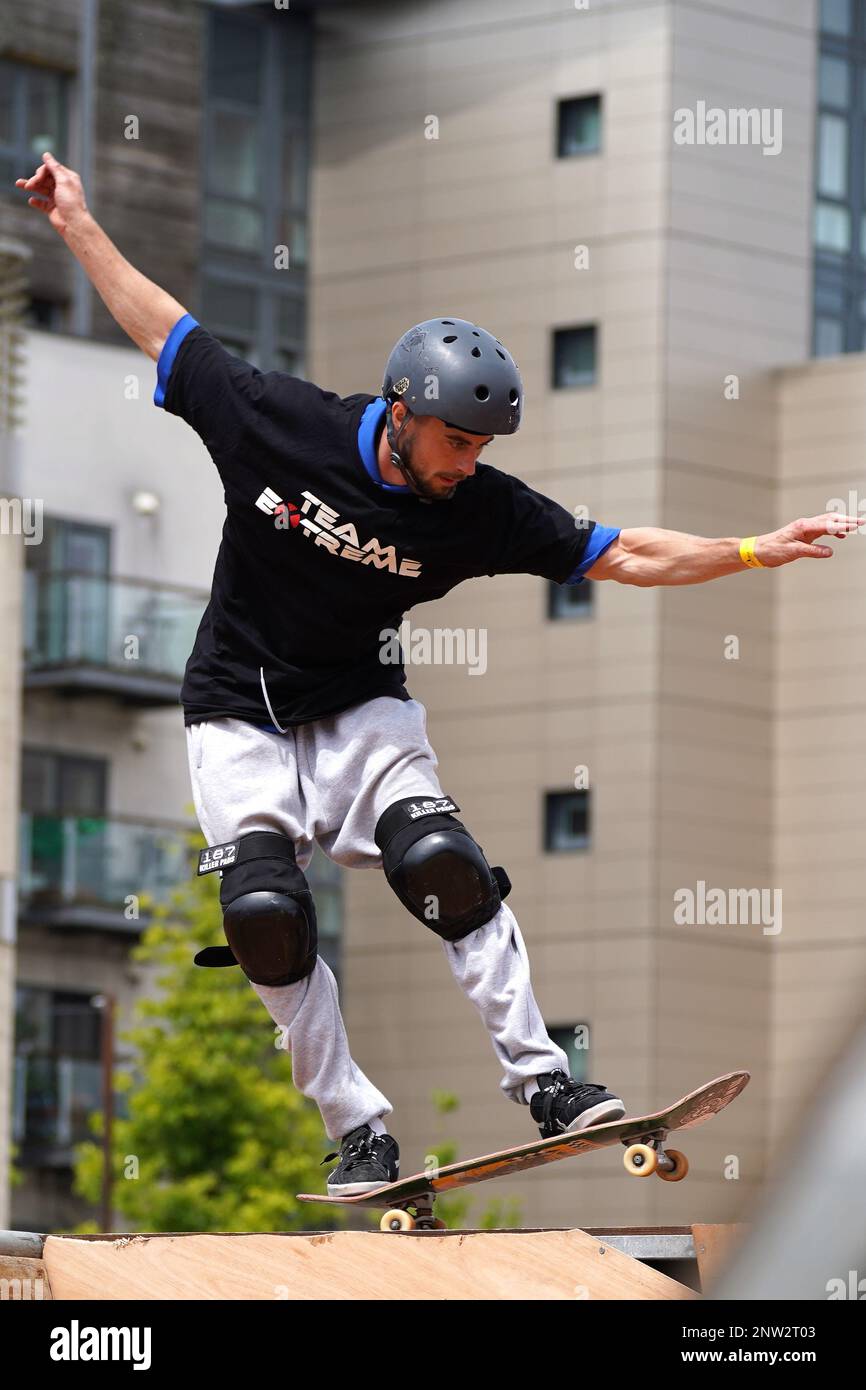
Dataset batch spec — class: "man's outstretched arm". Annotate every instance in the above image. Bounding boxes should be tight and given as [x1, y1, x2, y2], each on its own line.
[584, 514, 862, 586]
[15, 151, 187, 360]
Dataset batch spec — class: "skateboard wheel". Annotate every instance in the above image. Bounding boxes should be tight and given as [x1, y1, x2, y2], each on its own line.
[432, 1218, 447, 1229]
[380, 1209, 415, 1232]
[623, 1143, 658, 1177]
[657, 1149, 689, 1182]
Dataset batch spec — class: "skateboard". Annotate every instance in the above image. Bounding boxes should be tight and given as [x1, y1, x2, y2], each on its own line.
[298, 1069, 750, 1231]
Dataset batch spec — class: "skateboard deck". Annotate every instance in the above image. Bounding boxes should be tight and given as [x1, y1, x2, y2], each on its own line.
[297, 1070, 749, 1231]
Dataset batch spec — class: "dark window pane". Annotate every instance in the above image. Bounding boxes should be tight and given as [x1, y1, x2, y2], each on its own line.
[815, 316, 845, 355]
[26, 297, 66, 331]
[57, 758, 106, 816]
[818, 114, 848, 198]
[816, 278, 845, 314]
[0, 153, 17, 192]
[819, 55, 849, 107]
[275, 213, 307, 267]
[545, 791, 590, 852]
[548, 1024, 590, 1082]
[209, 108, 259, 199]
[557, 95, 601, 157]
[275, 349, 302, 375]
[276, 295, 304, 341]
[62, 523, 110, 574]
[211, 14, 262, 105]
[21, 751, 57, 815]
[204, 197, 262, 253]
[53, 994, 100, 1058]
[281, 37, 310, 120]
[815, 201, 850, 252]
[548, 579, 593, 619]
[820, 0, 851, 34]
[201, 278, 258, 333]
[0, 64, 15, 143]
[553, 325, 597, 388]
[25, 69, 64, 159]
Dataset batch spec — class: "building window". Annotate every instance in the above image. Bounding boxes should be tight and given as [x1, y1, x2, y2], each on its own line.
[25, 297, 68, 332]
[557, 95, 602, 157]
[0, 61, 69, 196]
[202, 5, 311, 370]
[548, 580, 593, 620]
[812, 0, 866, 352]
[13, 987, 102, 1165]
[544, 791, 590, 852]
[548, 1024, 590, 1082]
[552, 325, 597, 388]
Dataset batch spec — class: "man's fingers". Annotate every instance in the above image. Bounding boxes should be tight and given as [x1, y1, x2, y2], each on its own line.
[17, 167, 51, 192]
[798, 542, 834, 559]
[796, 514, 861, 543]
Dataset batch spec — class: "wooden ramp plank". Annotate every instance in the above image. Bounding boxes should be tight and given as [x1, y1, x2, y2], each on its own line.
[43, 1230, 697, 1301]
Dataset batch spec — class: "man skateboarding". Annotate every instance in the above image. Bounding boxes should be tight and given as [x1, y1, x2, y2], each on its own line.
[17, 152, 859, 1197]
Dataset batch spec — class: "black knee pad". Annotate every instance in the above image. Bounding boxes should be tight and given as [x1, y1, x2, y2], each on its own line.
[194, 831, 317, 987]
[375, 795, 511, 942]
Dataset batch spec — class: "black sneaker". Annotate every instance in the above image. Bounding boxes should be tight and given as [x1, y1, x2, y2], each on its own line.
[321, 1123, 400, 1197]
[530, 1072, 626, 1139]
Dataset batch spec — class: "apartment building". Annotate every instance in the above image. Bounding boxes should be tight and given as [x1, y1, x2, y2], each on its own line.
[1, 0, 864, 1234]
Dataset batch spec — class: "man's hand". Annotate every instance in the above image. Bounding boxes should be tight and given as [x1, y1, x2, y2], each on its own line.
[586, 513, 863, 586]
[752, 513, 861, 567]
[15, 151, 89, 239]
[13, 151, 188, 360]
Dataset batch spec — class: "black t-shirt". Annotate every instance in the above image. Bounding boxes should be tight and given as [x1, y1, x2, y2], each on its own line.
[158, 324, 598, 727]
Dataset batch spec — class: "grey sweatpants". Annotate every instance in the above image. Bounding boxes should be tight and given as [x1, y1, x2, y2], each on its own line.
[185, 696, 568, 1141]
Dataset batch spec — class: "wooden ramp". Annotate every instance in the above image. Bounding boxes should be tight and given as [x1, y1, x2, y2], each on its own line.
[41, 1230, 697, 1301]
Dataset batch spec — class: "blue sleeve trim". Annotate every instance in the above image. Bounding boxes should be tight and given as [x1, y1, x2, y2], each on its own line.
[154, 313, 200, 407]
[564, 524, 621, 584]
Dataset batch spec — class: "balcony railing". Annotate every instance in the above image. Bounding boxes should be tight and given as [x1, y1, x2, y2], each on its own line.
[24, 570, 208, 703]
[18, 813, 344, 948]
[19, 812, 194, 931]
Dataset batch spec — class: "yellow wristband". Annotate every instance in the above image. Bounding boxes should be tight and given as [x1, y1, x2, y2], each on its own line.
[739, 536, 764, 569]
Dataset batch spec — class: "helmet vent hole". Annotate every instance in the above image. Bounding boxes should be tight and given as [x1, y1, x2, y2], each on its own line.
[509, 388, 519, 404]
[441, 320, 455, 325]
[472, 330, 480, 336]
[442, 334, 457, 343]
[471, 346, 481, 357]
[475, 385, 490, 401]
[496, 349, 506, 360]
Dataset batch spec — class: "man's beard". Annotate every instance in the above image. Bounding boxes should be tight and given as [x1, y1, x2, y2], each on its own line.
[395, 429, 456, 503]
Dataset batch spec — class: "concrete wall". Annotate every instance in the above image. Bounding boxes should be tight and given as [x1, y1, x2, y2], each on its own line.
[773, 353, 866, 1140]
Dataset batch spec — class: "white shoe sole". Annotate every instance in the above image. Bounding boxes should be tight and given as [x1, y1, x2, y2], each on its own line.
[326, 1174, 398, 1197]
[564, 1099, 626, 1132]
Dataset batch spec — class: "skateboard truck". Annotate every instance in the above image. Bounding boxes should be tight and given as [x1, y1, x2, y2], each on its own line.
[621, 1127, 689, 1182]
[379, 1194, 447, 1233]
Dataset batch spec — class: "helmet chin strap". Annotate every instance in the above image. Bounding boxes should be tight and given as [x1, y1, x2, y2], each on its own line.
[384, 402, 433, 503]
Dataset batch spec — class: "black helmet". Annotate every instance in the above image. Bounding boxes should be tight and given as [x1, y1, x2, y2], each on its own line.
[382, 317, 522, 435]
